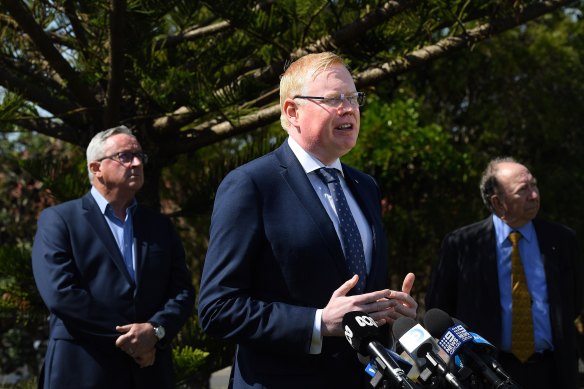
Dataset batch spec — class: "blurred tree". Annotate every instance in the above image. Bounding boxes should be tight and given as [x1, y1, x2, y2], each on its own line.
[1, 0, 584, 385]
[0, 0, 572, 206]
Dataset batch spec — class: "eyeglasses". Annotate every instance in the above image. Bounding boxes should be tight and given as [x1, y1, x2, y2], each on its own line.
[293, 92, 365, 107]
[97, 151, 148, 165]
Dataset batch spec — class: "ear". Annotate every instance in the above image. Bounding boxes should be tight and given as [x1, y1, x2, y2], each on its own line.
[88, 161, 102, 178]
[491, 194, 505, 215]
[283, 98, 300, 127]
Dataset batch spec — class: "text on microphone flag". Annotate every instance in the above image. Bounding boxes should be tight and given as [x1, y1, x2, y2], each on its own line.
[438, 324, 473, 356]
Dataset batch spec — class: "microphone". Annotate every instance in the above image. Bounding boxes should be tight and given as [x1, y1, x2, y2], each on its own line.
[392, 316, 466, 389]
[424, 309, 519, 389]
[342, 311, 418, 389]
[451, 318, 514, 383]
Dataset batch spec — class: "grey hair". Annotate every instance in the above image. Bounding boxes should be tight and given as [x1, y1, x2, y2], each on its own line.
[479, 156, 518, 213]
[86, 125, 135, 183]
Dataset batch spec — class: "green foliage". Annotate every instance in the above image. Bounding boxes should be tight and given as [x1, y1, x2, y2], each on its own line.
[345, 92, 473, 296]
[173, 345, 210, 384]
[0, 245, 45, 378]
[0, 378, 37, 389]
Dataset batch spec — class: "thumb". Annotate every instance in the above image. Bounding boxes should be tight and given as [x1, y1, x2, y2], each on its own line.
[332, 274, 359, 298]
[401, 272, 415, 295]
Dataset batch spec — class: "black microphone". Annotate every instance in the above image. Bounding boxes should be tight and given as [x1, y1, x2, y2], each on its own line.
[451, 318, 515, 384]
[392, 316, 466, 389]
[424, 309, 519, 389]
[342, 311, 418, 389]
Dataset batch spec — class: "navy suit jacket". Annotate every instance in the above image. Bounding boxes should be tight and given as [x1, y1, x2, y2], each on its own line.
[426, 216, 583, 388]
[198, 141, 390, 388]
[32, 192, 195, 389]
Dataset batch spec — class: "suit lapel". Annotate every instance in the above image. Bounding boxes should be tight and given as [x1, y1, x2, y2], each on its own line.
[132, 208, 149, 287]
[274, 143, 350, 279]
[81, 192, 135, 284]
[482, 217, 502, 320]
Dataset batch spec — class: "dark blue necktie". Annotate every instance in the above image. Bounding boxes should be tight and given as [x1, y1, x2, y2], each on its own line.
[316, 167, 367, 293]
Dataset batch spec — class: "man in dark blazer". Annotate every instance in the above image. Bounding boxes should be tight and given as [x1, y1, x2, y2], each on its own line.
[32, 126, 195, 389]
[426, 157, 583, 389]
[198, 52, 418, 389]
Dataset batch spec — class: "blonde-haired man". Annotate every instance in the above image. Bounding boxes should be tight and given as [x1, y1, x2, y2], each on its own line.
[199, 52, 417, 388]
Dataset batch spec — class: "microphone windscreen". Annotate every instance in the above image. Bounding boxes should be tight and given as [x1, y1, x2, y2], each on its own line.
[423, 308, 455, 338]
[342, 311, 380, 355]
[391, 316, 418, 340]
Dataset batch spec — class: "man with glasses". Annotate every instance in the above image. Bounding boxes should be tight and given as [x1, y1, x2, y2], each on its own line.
[32, 126, 195, 389]
[199, 52, 418, 388]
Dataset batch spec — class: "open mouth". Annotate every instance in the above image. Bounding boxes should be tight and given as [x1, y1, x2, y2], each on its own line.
[336, 123, 353, 131]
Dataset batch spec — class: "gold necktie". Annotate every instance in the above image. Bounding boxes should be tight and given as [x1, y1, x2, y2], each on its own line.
[509, 231, 535, 363]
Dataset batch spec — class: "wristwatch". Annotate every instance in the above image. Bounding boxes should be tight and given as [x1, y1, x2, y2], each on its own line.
[150, 322, 166, 342]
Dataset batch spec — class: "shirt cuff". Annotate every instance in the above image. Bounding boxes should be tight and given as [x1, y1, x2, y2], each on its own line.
[309, 309, 323, 354]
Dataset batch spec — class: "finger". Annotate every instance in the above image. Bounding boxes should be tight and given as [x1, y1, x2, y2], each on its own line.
[401, 272, 415, 295]
[116, 324, 132, 334]
[331, 275, 359, 298]
[364, 298, 395, 314]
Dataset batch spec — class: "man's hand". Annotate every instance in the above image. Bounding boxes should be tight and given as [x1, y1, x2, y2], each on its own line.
[115, 322, 158, 365]
[321, 273, 418, 337]
[133, 348, 156, 368]
[383, 272, 417, 323]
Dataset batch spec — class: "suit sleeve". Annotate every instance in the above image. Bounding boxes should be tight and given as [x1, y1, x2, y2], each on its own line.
[32, 207, 127, 340]
[198, 169, 316, 353]
[142, 214, 195, 347]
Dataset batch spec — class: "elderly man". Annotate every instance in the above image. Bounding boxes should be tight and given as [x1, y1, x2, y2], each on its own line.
[426, 157, 583, 388]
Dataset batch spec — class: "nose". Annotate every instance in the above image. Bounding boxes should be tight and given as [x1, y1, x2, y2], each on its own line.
[529, 186, 539, 200]
[337, 99, 357, 113]
[131, 154, 144, 166]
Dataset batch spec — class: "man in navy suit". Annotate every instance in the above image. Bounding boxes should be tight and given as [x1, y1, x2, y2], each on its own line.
[198, 52, 418, 388]
[32, 126, 195, 388]
[426, 157, 583, 388]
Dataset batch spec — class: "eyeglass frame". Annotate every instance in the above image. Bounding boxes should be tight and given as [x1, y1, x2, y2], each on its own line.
[293, 92, 366, 107]
[96, 151, 149, 165]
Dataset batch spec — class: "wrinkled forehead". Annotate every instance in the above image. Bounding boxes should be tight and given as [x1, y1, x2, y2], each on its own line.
[499, 165, 535, 190]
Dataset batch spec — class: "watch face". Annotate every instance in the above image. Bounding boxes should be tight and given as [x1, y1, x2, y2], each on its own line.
[155, 326, 165, 339]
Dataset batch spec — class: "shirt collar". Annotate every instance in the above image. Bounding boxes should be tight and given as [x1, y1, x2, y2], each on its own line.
[287, 136, 344, 177]
[90, 186, 137, 216]
[492, 214, 535, 244]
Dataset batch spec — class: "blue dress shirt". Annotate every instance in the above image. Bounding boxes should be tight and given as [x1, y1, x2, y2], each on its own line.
[91, 187, 137, 280]
[493, 214, 554, 352]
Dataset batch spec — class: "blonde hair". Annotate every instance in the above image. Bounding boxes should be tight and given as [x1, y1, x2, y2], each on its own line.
[279, 52, 348, 130]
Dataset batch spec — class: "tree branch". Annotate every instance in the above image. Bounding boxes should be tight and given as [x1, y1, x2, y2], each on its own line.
[292, 0, 418, 59]
[151, 1, 417, 136]
[104, 0, 126, 128]
[0, 117, 82, 145]
[0, 60, 86, 128]
[153, 20, 231, 50]
[356, 0, 574, 86]
[160, 0, 574, 155]
[3, 0, 101, 113]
